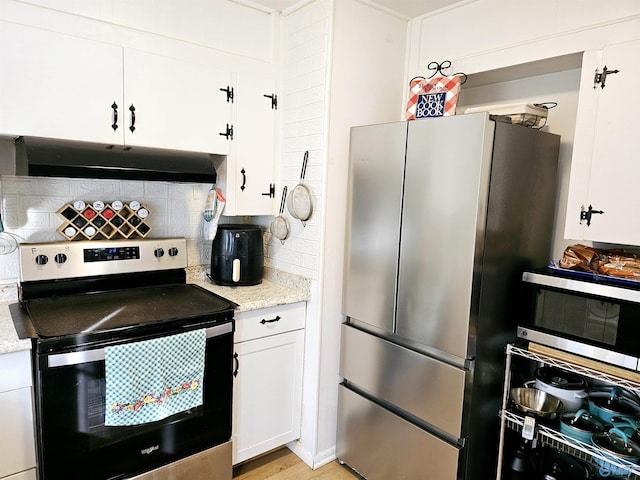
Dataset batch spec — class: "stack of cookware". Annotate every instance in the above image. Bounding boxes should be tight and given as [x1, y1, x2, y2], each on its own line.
[507, 366, 640, 479]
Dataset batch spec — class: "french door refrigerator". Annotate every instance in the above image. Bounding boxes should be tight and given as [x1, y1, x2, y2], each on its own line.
[337, 113, 560, 480]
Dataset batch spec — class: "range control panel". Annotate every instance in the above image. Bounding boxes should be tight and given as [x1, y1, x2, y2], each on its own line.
[19, 238, 187, 282]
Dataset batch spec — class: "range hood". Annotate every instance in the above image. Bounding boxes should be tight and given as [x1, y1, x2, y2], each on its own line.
[14, 137, 220, 183]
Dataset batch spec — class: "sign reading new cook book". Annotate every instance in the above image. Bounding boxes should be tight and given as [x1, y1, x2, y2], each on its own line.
[405, 75, 462, 120]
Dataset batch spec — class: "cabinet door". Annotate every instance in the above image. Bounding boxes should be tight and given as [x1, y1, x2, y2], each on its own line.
[565, 40, 640, 245]
[123, 48, 232, 154]
[0, 21, 124, 144]
[0, 351, 36, 479]
[232, 329, 304, 465]
[224, 74, 277, 216]
[0, 388, 37, 478]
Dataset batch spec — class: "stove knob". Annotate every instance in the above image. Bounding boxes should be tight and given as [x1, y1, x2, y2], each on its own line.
[54, 253, 68, 264]
[35, 254, 48, 266]
[154, 248, 165, 258]
[168, 247, 179, 257]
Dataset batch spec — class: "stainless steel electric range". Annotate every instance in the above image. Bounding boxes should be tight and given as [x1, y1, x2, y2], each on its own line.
[10, 238, 235, 480]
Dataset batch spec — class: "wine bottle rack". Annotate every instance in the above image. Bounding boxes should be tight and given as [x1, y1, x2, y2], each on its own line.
[56, 201, 151, 240]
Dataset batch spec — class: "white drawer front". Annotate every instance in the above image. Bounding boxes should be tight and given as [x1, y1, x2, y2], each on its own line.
[235, 302, 305, 343]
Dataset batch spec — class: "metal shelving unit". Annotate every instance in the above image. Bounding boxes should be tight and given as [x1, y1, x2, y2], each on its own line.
[497, 343, 640, 480]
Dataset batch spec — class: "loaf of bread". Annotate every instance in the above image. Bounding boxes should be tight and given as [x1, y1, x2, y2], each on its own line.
[559, 244, 602, 272]
[559, 244, 640, 278]
[599, 252, 640, 277]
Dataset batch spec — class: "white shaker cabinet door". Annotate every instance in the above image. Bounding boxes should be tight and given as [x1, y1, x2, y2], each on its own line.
[232, 329, 304, 465]
[3, 470, 37, 480]
[224, 74, 277, 216]
[0, 351, 36, 479]
[0, 388, 36, 478]
[565, 39, 640, 245]
[0, 21, 123, 144]
[123, 48, 232, 154]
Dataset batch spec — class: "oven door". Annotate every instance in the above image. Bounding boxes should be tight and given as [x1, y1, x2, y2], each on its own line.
[33, 322, 233, 480]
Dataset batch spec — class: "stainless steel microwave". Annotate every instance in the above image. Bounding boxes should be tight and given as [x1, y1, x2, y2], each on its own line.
[518, 270, 640, 371]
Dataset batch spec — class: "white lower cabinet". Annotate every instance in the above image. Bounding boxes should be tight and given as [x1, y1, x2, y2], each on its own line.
[232, 303, 305, 465]
[0, 350, 37, 480]
[4, 471, 37, 480]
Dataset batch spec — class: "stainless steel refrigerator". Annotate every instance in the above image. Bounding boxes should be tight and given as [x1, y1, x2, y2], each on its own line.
[337, 113, 560, 480]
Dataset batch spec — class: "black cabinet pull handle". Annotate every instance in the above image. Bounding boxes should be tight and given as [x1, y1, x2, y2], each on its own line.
[111, 102, 118, 131]
[233, 352, 239, 377]
[129, 104, 136, 133]
[240, 168, 246, 191]
[260, 315, 281, 325]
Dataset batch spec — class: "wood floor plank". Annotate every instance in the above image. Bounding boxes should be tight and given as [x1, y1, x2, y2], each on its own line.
[233, 449, 360, 480]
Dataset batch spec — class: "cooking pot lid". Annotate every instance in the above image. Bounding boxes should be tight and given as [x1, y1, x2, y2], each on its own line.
[592, 429, 640, 458]
[536, 367, 586, 390]
[560, 411, 604, 434]
[591, 394, 640, 415]
[535, 446, 591, 478]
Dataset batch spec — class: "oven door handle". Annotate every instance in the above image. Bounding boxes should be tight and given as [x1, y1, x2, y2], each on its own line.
[44, 323, 233, 368]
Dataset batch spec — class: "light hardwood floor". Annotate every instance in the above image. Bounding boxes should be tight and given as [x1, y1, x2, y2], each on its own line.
[233, 448, 361, 480]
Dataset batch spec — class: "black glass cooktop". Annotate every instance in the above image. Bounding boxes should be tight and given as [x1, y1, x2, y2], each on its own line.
[24, 283, 234, 338]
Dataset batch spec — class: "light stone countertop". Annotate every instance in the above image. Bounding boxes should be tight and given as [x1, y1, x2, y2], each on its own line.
[0, 267, 310, 355]
[0, 284, 30, 355]
[186, 266, 311, 312]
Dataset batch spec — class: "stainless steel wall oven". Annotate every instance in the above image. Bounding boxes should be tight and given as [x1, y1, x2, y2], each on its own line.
[10, 238, 235, 480]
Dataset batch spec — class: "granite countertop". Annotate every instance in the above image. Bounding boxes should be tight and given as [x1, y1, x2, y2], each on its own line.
[186, 266, 310, 312]
[0, 284, 30, 355]
[0, 267, 311, 355]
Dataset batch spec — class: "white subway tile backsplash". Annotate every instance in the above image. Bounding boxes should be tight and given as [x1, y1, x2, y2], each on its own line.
[71, 179, 120, 198]
[2, 212, 25, 229]
[0, 175, 231, 284]
[21, 196, 66, 212]
[2, 195, 19, 212]
[262, 0, 329, 283]
[145, 182, 170, 198]
[119, 181, 146, 197]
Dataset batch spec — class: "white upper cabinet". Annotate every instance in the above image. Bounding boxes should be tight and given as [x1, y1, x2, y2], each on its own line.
[565, 39, 640, 246]
[0, 21, 123, 145]
[0, 22, 233, 154]
[122, 48, 233, 154]
[221, 74, 277, 216]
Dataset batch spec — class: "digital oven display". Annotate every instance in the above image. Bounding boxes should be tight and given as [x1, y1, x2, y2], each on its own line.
[83, 246, 140, 262]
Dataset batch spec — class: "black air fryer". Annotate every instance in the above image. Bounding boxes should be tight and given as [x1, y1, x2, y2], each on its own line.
[210, 224, 264, 286]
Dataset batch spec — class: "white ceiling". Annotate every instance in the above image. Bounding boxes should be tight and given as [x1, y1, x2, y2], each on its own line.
[250, 0, 462, 18]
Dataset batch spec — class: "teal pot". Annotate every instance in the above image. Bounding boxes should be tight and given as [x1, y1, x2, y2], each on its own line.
[559, 409, 605, 444]
[588, 388, 640, 423]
